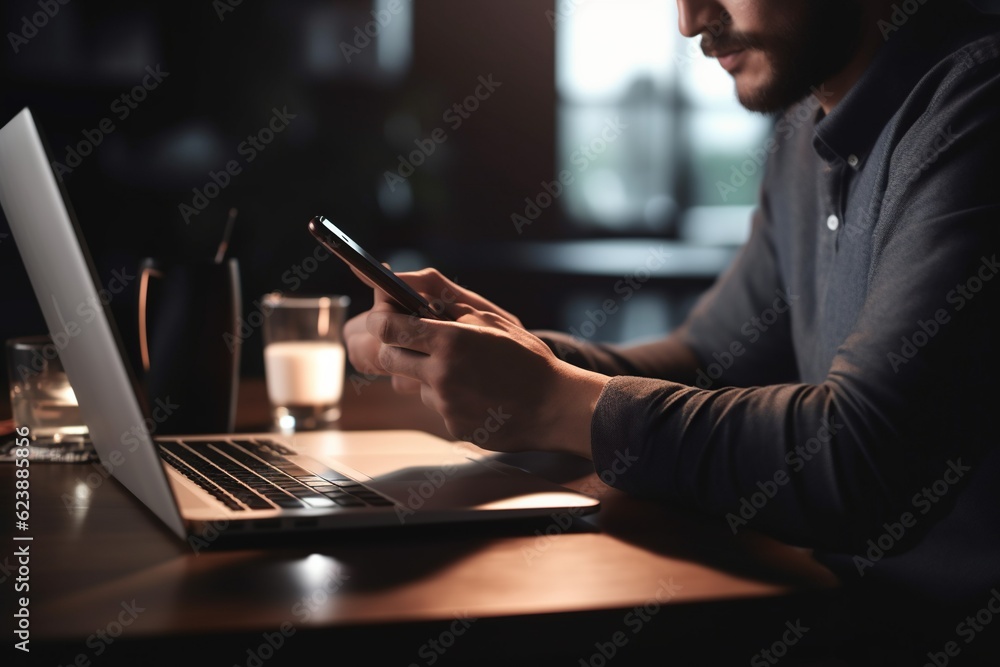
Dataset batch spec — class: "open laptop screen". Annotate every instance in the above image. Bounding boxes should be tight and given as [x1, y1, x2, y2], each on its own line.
[0, 108, 185, 537]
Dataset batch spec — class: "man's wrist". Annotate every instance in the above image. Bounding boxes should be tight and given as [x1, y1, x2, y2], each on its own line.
[546, 363, 610, 460]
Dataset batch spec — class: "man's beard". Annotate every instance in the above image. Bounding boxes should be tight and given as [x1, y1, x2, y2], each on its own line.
[702, 0, 865, 113]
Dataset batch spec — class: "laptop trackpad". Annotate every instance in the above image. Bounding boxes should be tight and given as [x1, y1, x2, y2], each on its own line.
[302, 448, 508, 488]
[372, 477, 589, 510]
[335, 453, 505, 483]
[337, 455, 594, 511]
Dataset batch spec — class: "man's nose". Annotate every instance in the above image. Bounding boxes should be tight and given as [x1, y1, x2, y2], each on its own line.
[676, 0, 724, 38]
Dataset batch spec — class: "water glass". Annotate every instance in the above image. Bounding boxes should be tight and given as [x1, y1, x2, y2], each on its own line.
[6, 335, 88, 444]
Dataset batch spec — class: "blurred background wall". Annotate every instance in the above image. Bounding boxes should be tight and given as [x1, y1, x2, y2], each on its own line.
[0, 0, 781, 393]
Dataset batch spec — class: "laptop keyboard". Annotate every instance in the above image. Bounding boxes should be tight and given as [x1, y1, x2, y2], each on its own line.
[157, 439, 395, 512]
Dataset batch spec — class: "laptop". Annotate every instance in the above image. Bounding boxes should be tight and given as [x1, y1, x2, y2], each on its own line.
[0, 107, 599, 543]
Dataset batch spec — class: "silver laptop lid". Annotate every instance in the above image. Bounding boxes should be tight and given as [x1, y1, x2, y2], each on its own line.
[0, 108, 185, 537]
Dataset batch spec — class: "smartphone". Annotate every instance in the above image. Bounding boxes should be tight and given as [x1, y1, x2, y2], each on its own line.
[307, 215, 452, 321]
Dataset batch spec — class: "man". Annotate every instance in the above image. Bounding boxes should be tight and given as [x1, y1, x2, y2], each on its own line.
[346, 0, 1000, 656]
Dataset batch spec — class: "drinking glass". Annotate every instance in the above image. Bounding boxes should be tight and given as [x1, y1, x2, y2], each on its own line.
[6, 335, 88, 444]
[262, 293, 350, 432]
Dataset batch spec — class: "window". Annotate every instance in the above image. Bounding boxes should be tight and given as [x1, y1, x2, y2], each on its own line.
[555, 0, 769, 242]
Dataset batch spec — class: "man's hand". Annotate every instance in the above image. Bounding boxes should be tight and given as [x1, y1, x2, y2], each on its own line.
[343, 269, 608, 457]
[343, 268, 520, 387]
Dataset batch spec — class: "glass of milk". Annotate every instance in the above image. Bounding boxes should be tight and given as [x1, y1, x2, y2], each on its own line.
[261, 293, 350, 432]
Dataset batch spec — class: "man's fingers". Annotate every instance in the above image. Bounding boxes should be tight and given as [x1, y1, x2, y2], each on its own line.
[395, 269, 521, 325]
[447, 302, 481, 321]
[377, 344, 426, 382]
[371, 287, 402, 312]
[392, 375, 423, 395]
[348, 264, 379, 290]
[419, 382, 445, 418]
[361, 266, 520, 326]
[366, 310, 447, 354]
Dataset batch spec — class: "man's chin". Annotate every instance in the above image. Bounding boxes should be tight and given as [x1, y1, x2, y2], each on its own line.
[726, 58, 784, 114]
[734, 75, 812, 115]
[735, 88, 784, 114]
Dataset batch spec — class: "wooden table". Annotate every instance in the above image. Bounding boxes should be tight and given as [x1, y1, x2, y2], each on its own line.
[1, 378, 839, 666]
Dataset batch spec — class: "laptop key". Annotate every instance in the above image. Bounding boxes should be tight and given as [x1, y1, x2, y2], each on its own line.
[332, 496, 366, 507]
[295, 476, 327, 485]
[272, 497, 306, 509]
[160, 450, 246, 511]
[302, 497, 337, 509]
[317, 470, 353, 482]
[162, 442, 277, 511]
[246, 439, 295, 456]
[161, 440, 392, 512]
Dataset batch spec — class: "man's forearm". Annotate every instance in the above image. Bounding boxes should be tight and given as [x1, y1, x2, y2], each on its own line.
[535, 330, 701, 384]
